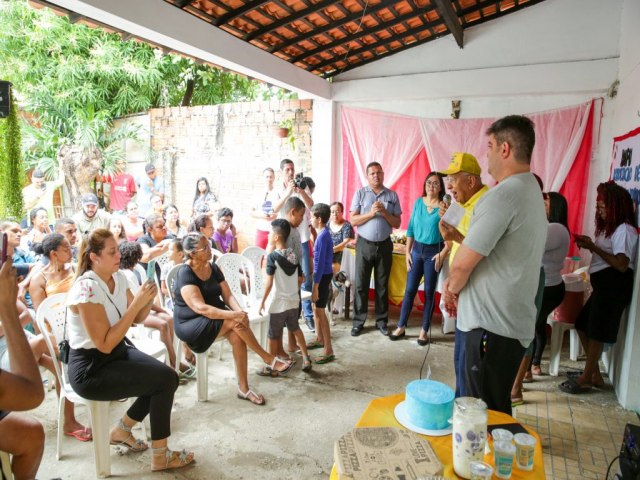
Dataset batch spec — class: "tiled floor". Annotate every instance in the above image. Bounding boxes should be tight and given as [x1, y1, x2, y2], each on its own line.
[513, 380, 639, 479]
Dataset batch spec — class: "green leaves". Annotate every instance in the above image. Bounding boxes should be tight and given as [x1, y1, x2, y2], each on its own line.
[0, 0, 292, 181]
[0, 90, 24, 219]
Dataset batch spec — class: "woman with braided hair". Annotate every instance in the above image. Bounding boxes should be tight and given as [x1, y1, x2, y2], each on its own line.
[560, 181, 638, 394]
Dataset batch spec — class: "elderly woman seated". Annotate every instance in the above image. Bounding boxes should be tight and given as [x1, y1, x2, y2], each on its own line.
[173, 233, 293, 405]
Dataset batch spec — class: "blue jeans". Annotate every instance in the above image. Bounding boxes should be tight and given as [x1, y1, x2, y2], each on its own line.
[454, 327, 466, 397]
[397, 241, 440, 331]
[300, 241, 313, 319]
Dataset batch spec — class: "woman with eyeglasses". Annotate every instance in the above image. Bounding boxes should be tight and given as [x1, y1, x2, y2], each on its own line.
[390, 172, 448, 345]
[138, 213, 172, 265]
[173, 233, 293, 406]
[213, 208, 238, 254]
[560, 181, 638, 394]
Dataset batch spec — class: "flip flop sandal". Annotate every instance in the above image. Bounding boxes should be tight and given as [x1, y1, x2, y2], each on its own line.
[179, 365, 197, 379]
[511, 396, 524, 407]
[314, 354, 335, 365]
[237, 387, 265, 406]
[559, 379, 592, 394]
[566, 370, 584, 379]
[307, 341, 324, 350]
[65, 428, 93, 442]
[268, 356, 294, 376]
[302, 356, 313, 372]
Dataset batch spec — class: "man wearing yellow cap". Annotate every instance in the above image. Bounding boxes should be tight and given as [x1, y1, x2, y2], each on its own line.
[438, 152, 488, 398]
[443, 116, 547, 415]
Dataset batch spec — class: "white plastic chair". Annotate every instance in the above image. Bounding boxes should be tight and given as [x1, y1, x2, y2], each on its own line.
[35, 294, 112, 478]
[166, 264, 226, 401]
[547, 314, 581, 376]
[0, 451, 12, 480]
[210, 248, 224, 261]
[241, 246, 267, 301]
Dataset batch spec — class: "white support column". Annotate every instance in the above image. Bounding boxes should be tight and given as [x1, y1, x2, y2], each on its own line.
[311, 99, 336, 205]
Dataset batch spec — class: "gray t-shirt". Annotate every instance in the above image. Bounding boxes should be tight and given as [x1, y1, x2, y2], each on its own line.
[543, 223, 570, 287]
[457, 173, 547, 347]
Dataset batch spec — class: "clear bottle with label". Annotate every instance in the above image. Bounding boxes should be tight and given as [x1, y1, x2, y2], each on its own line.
[452, 397, 488, 479]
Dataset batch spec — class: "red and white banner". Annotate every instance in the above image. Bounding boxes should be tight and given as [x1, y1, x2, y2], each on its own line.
[611, 126, 640, 207]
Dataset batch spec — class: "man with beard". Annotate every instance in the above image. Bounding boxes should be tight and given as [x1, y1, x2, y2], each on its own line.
[72, 193, 111, 236]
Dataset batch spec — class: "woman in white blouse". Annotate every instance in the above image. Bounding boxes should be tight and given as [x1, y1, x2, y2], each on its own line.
[561, 181, 638, 394]
[66, 229, 194, 472]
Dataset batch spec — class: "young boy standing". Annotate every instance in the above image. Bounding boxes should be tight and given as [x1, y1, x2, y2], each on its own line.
[310, 203, 335, 364]
[259, 219, 313, 372]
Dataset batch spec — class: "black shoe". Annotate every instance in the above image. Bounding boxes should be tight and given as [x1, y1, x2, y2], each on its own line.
[305, 317, 315, 332]
[378, 325, 389, 336]
[417, 338, 429, 346]
[351, 326, 363, 337]
[389, 330, 406, 341]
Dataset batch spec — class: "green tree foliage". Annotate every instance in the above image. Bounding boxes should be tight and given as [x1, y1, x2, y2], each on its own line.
[0, 0, 273, 179]
[0, 89, 24, 219]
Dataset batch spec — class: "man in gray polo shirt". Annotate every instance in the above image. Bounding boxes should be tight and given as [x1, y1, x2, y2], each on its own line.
[350, 162, 402, 336]
[444, 115, 547, 414]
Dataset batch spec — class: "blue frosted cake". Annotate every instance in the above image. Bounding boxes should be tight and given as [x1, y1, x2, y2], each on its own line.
[405, 380, 454, 430]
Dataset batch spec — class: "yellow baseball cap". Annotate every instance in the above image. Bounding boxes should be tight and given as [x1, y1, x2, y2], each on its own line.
[439, 152, 481, 176]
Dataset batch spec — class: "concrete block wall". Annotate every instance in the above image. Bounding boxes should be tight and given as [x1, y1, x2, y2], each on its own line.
[147, 99, 313, 250]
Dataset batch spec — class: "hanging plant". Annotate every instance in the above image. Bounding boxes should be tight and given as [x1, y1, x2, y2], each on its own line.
[0, 88, 24, 219]
[278, 118, 296, 149]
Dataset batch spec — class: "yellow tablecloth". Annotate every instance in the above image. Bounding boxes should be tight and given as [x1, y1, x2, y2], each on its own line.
[330, 393, 545, 479]
[341, 248, 418, 305]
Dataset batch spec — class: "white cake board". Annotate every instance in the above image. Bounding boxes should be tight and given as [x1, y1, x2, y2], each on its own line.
[394, 401, 453, 437]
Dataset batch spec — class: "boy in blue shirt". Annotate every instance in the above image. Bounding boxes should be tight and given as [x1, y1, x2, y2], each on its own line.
[310, 203, 335, 364]
[259, 219, 312, 373]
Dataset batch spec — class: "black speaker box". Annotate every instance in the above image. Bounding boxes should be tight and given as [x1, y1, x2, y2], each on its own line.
[620, 423, 640, 480]
[0, 81, 11, 118]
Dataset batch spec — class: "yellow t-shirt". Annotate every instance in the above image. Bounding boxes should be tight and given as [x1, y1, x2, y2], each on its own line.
[449, 185, 489, 265]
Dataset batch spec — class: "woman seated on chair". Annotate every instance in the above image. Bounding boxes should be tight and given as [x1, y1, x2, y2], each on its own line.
[118, 241, 188, 373]
[27, 233, 93, 442]
[67, 229, 194, 472]
[173, 233, 293, 405]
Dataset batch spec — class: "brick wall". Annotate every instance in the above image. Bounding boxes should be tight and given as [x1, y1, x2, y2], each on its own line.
[145, 99, 313, 250]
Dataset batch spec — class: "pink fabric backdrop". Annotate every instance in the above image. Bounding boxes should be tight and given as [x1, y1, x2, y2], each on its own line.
[340, 101, 595, 239]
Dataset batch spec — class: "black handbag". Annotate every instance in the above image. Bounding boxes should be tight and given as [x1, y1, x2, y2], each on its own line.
[58, 307, 70, 364]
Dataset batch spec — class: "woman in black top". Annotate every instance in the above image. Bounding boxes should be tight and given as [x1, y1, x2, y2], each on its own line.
[173, 233, 293, 405]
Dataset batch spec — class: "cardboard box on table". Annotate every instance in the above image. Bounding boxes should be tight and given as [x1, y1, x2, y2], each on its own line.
[334, 427, 443, 480]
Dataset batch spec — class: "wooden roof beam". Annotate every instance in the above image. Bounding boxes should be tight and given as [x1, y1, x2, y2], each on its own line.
[432, 0, 463, 48]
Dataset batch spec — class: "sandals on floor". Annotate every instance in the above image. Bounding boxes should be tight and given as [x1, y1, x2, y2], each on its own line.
[302, 356, 313, 372]
[315, 354, 335, 365]
[559, 378, 592, 394]
[110, 419, 148, 453]
[306, 341, 324, 350]
[151, 447, 195, 471]
[65, 427, 92, 442]
[237, 387, 265, 406]
[511, 395, 524, 407]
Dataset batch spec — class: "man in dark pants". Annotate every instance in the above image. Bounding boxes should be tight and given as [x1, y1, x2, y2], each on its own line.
[443, 116, 547, 415]
[349, 162, 401, 337]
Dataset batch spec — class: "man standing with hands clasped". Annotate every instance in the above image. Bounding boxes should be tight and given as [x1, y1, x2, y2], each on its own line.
[443, 116, 547, 415]
[350, 162, 402, 337]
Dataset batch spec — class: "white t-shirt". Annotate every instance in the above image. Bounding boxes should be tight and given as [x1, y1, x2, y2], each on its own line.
[255, 189, 280, 232]
[589, 223, 638, 274]
[66, 271, 129, 350]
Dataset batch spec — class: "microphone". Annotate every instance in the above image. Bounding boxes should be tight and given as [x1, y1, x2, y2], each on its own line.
[442, 194, 452, 207]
